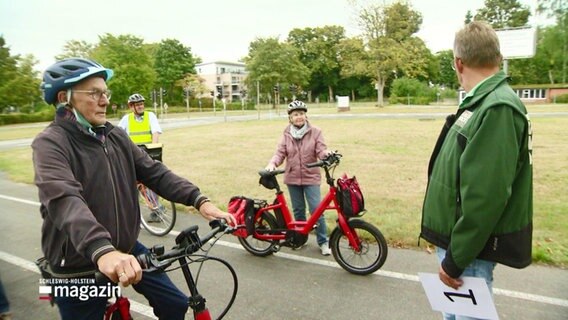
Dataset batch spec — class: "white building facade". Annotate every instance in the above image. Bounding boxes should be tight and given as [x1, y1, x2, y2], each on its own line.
[195, 61, 248, 102]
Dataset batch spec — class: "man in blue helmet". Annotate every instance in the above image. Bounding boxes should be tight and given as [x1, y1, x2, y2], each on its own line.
[33, 58, 236, 320]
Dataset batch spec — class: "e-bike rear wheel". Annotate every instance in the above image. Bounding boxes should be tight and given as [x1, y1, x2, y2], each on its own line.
[238, 212, 279, 257]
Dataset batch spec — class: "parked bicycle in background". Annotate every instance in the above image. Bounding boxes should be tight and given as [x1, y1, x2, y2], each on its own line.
[137, 143, 177, 236]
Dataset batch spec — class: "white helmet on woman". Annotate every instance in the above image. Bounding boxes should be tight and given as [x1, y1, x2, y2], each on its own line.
[287, 100, 308, 114]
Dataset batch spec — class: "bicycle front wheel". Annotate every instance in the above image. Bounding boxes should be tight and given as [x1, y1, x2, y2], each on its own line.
[139, 186, 177, 236]
[330, 219, 388, 275]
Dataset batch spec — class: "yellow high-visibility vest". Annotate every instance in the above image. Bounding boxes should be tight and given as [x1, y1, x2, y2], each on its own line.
[127, 113, 152, 144]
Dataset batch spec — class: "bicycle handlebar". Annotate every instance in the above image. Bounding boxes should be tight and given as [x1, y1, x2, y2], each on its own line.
[258, 169, 285, 177]
[95, 219, 236, 283]
[306, 152, 342, 168]
[138, 143, 164, 150]
[138, 219, 234, 271]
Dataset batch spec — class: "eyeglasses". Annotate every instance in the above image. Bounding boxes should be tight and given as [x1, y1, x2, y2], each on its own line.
[72, 89, 112, 101]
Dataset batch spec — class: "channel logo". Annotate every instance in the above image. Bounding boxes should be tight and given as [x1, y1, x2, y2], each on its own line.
[38, 278, 120, 302]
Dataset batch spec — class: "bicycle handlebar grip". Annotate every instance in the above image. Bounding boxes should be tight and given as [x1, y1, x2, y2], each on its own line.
[258, 169, 285, 177]
[306, 160, 323, 168]
[136, 253, 150, 270]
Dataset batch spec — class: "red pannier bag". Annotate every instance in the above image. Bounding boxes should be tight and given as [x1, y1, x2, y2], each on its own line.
[336, 174, 366, 217]
[227, 196, 255, 237]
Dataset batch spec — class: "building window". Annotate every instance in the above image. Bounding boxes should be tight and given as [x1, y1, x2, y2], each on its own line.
[522, 89, 530, 99]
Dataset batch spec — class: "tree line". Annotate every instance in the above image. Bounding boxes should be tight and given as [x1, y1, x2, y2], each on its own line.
[0, 0, 566, 114]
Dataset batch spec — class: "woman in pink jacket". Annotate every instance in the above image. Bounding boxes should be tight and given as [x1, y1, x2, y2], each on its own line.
[265, 100, 332, 256]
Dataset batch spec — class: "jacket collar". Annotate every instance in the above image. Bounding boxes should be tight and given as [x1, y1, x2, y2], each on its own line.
[459, 71, 509, 110]
[54, 106, 113, 140]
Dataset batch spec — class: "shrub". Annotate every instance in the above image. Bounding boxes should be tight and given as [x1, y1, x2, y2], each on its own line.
[389, 77, 435, 105]
[554, 93, 568, 103]
[0, 109, 55, 125]
[388, 96, 432, 105]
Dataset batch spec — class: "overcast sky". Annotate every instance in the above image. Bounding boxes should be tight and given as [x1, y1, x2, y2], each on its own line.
[0, 0, 541, 72]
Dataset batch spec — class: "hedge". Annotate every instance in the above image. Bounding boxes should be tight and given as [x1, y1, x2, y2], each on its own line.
[0, 109, 55, 125]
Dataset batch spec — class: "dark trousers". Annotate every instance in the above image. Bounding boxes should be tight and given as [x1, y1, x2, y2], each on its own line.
[0, 277, 10, 314]
[55, 241, 188, 320]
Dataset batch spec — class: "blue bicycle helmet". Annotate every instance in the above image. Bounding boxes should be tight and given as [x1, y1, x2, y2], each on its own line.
[41, 58, 114, 105]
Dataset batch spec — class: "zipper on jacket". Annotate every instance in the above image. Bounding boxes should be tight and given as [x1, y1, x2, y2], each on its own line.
[293, 138, 304, 185]
[60, 236, 69, 267]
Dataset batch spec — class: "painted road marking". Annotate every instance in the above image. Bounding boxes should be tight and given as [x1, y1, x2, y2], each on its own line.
[1, 194, 567, 309]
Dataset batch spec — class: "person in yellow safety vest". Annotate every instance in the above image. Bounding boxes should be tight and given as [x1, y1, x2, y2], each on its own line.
[118, 93, 162, 144]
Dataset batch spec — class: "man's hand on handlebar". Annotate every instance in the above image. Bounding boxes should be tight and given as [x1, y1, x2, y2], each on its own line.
[199, 201, 238, 226]
[97, 250, 143, 287]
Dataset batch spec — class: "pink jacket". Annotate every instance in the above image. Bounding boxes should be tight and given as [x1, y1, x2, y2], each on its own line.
[269, 123, 328, 185]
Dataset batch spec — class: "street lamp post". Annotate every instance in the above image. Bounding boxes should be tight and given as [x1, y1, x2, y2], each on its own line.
[185, 87, 191, 119]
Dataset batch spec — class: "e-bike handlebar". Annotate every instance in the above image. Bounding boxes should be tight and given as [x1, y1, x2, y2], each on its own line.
[306, 152, 342, 168]
[258, 169, 285, 177]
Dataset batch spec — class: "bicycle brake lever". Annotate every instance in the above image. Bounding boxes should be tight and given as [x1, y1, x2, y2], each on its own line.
[226, 224, 245, 234]
[94, 271, 113, 284]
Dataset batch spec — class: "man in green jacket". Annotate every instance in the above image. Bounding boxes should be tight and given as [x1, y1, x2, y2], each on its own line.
[420, 21, 533, 319]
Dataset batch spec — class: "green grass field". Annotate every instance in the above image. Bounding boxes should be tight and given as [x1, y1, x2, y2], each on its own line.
[0, 104, 566, 267]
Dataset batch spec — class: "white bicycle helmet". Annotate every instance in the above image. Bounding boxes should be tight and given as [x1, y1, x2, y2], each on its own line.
[128, 93, 145, 104]
[287, 100, 308, 114]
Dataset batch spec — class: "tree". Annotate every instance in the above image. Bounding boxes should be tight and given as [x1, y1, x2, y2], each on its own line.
[336, 37, 374, 99]
[6, 55, 42, 111]
[474, 0, 531, 28]
[509, 21, 568, 84]
[91, 34, 156, 108]
[435, 50, 459, 89]
[243, 37, 310, 105]
[176, 73, 208, 103]
[343, 1, 426, 106]
[287, 25, 346, 102]
[537, 0, 567, 83]
[0, 36, 17, 83]
[0, 37, 41, 112]
[55, 40, 94, 60]
[399, 37, 432, 80]
[384, 2, 423, 41]
[154, 39, 200, 100]
[465, 10, 474, 24]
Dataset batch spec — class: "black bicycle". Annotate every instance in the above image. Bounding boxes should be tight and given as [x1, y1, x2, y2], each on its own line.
[100, 220, 239, 320]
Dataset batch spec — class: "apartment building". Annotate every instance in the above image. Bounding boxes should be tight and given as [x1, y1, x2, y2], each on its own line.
[195, 61, 248, 102]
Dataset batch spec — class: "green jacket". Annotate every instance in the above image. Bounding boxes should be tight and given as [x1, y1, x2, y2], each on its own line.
[420, 71, 533, 278]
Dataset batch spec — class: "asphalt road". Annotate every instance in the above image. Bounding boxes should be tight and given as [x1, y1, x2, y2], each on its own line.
[0, 174, 567, 320]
